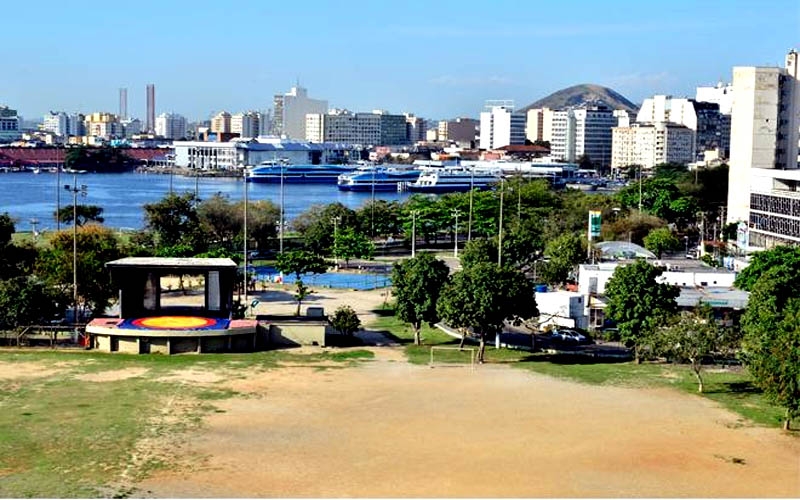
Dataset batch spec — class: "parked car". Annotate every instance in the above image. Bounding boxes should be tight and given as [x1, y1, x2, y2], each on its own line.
[546, 328, 593, 345]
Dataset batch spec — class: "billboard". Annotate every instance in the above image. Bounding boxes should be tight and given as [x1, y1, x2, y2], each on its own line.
[588, 210, 602, 241]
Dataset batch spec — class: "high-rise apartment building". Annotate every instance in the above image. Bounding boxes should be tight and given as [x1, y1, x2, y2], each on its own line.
[211, 111, 232, 134]
[42, 111, 70, 137]
[405, 114, 426, 143]
[637, 95, 730, 159]
[84, 112, 123, 139]
[546, 106, 616, 166]
[439, 117, 479, 146]
[68, 113, 85, 136]
[525, 108, 547, 143]
[273, 85, 328, 139]
[231, 111, 260, 138]
[727, 49, 800, 248]
[145, 84, 155, 132]
[155, 113, 187, 139]
[305, 109, 409, 145]
[611, 122, 695, 172]
[0, 106, 21, 143]
[479, 102, 526, 150]
[696, 82, 734, 115]
[121, 118, 142, 138]
[119, 88, 128, 120]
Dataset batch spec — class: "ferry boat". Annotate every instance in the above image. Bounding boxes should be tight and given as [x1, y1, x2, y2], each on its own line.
[405, 167, 502, 193]
[246, 161, 352, 183]
[337, 167, 421, 192]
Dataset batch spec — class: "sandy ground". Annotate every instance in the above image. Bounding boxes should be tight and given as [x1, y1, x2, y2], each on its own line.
[136, 354, 800, 498]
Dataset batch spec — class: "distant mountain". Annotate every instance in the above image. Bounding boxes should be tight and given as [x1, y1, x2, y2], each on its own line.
[520, 84, 639, 114]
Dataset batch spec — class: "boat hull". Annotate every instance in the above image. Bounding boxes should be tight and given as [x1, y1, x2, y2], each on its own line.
[338, 182, 406, 192]
[247, 174, 342, 183]
[406, 183, 494, 193]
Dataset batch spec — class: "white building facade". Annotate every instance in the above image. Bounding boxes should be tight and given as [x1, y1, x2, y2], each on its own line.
[479, 103, 526, 150]
[231, 112, 260, 138]
[611, 122, 695, 172]
[273, 86, 328, 140]
[155, 113, 187, 140]
[727, 49, 800, 248]
[42, 111, 69, 137]
[547, 106, 615, 166]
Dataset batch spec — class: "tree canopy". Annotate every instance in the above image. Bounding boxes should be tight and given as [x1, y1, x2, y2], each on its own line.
[332, 227, 374, 267]
[275, 250, 330, 315]
[437, 262, 538, 363]
[55, 205, 105, 227]
[643, 227, 680, 259]
[604, 260, 679, 362]
[734, 246, 800, 292]
[391, 253, 450, 345]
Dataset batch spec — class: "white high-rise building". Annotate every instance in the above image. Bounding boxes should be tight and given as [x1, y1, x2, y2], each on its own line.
[231, 111, 260, 138]
[155, 113, 187, 139]
[305, 109, 409, 145]
[42, 111, 69, 137]
[479, 102, 525, 150]
[727, 49, 800, 248]
[273, 85, 328, 140]
[547, 106, 615, 166]
[611, 123, 695, 172]
[696, 82, 734, 115]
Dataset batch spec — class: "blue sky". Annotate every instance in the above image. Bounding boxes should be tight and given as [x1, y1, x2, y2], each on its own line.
[4, 0, 799, 122]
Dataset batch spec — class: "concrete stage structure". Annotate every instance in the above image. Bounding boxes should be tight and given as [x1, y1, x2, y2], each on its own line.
[86, 257, 258, 354]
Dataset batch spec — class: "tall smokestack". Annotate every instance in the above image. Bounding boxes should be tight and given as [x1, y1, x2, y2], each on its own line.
[119, 88, 128, 120]
[146, 84, 155, 132]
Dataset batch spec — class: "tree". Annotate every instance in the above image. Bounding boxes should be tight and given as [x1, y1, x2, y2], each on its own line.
[143, 192, 205, 255]
[292, 203, 358, 253]
[459, 238, 498, 270]
[0, 276, 65, 330]
[329, 305, 361, 336]
[617, 177, 697, 226]
[655, 304, 735, 393]
[55, 204, 105, 226]
[198, 194, 241, 247]
[332, 227, 374, 268]
[740, 267, 800, 430]
[391, 253, 450, 345]
[604, 260, 679, 363]
[734, 245, 800, 291]
[275, 250, 331, 315]
[643, 227, 680, 258]
[356, 200, 403, 238]
[245, 200, 280, 251]
[36, 224, 123, 317]
[541, 233, 584, 285]
[437, 262, 538, 363]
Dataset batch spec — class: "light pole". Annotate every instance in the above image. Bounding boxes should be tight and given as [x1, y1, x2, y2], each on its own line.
[64, 176, 87, 328]
[467, 167, 474, 242]
[331, 216, 341, 267]
[371, 166, 376, 237]
[279, 158, 286, 255]
[411, 210, 419, 258]
[451, 209, 460, 258]
[243, 167, 248, 310]
[638, 165, 643, 212]
[497, 177, 504, 268]
[56, 159, 61, 231]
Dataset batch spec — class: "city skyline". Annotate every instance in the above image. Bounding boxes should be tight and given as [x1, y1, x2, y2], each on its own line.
[4, 0, 798, 121]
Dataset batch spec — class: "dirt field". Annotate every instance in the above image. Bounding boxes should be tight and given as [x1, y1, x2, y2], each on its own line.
[138, 352, 800, 498]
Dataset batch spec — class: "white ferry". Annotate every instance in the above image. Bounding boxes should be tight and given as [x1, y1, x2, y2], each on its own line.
[405, 167, 501, 193]
[337, 166, 421, 192]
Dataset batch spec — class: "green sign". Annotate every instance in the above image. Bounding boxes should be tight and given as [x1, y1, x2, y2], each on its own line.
[588, 211, 602, 240]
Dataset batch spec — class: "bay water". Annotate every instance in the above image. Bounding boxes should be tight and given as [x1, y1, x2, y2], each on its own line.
[0, 171, 410, 232]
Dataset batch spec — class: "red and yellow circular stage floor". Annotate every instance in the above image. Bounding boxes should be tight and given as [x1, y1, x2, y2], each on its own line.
[121, 316, 230, 331]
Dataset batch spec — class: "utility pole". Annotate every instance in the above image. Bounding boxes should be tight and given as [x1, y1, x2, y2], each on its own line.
[451, 209, 460, 258]
[64, 176, 87, 331]
[243, 167, 248, 312]
[467, 167, 474, 241]
[498, 178, 504, 268]
[411, 210, 418, 258]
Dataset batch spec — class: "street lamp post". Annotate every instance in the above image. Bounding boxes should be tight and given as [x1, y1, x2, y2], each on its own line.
[497, 177, 504, 268]
[64, 176, 87, 330]
[467, 167, 474, 242]
[451, 209, 460, 258]
[331, 216, 341, 267]
[279, 158, 286, 255]
[56, 160, 61, 231]
[411, 210, 418, 258]
[638, 165, 643, 212]
[243, 167, 248, 310]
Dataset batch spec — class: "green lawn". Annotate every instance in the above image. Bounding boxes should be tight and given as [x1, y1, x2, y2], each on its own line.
[368, 309, 793, 431]
[0, 348, 374, 498]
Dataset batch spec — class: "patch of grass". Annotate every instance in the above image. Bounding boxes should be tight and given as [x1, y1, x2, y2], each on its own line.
[326, 350, 375, 361]
[518, 357, 789, 429]
[369, 312, 528, 365]
[369, 310, 792, 431]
